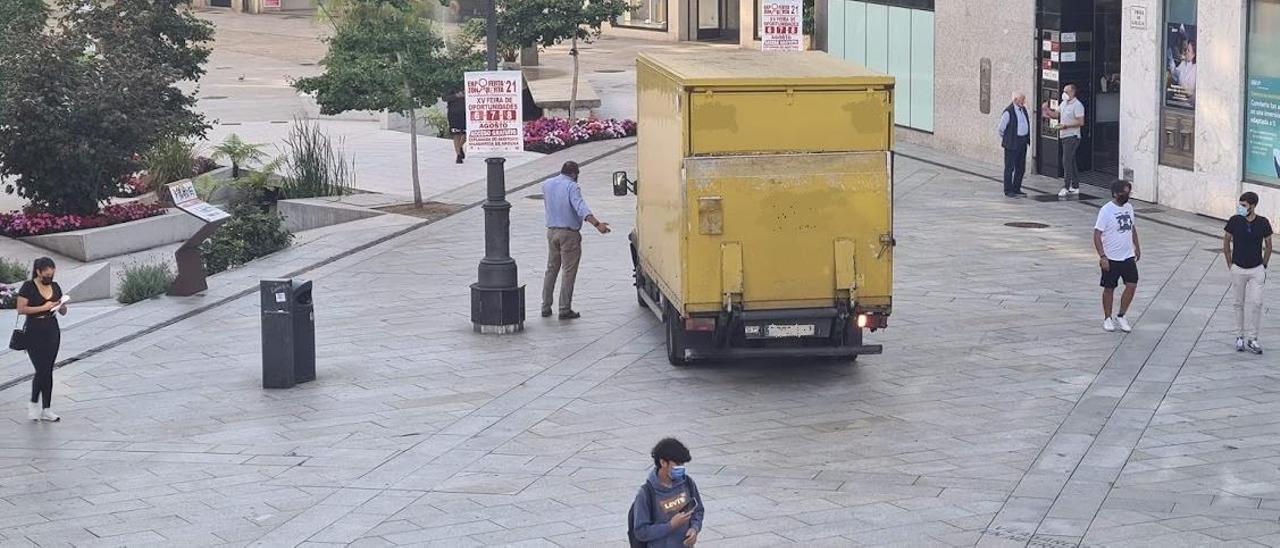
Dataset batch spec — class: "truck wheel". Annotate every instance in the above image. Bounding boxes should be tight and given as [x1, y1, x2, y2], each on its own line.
[665, 303, 690, 366]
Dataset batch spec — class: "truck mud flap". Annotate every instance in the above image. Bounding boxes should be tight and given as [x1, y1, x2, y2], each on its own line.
[689, 344, 883, 360]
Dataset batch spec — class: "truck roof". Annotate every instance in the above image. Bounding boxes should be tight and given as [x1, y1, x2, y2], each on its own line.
[637, 49, 895, 88]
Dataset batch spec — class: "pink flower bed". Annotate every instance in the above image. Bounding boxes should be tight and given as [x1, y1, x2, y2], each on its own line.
[0, 203, 168, 237]
[524, 118, 637, 154]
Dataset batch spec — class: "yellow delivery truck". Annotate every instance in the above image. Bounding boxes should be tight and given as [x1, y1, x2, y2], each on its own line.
[612, 49, 895, 365]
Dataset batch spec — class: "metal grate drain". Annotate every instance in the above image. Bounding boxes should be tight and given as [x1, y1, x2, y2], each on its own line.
[526, 194, 544, 200]
[595, 69, 625, 73]
[1005, 221, 1051, 229]
[1136, 208, 1162, 214]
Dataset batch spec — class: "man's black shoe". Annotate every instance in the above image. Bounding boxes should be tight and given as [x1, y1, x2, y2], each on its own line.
[541, 308, 553, 318]
[1014, 192, 1028, 197]
[558, 311, 581, 320]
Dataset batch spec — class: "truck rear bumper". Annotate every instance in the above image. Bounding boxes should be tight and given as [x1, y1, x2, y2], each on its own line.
[688, 344, 883, 360]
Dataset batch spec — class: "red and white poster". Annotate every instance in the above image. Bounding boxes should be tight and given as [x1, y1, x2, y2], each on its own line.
[465, 71, 524, 155]
[263, 0, 281, 8]
[761, 0, 803, 52]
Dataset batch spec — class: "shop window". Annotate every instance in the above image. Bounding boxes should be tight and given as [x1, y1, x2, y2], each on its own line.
[1245, 0, 1280, 186]
[823, 0, 934, 132]
[1158, 0, 1196, 170]
[615, 0, 667, 30]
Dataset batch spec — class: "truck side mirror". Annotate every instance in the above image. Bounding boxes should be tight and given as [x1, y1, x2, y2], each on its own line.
[613, 171, 637, 196]
[613, 171, 630, 196]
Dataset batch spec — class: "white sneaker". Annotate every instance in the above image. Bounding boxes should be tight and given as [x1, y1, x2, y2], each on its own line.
[1069, 187, 1081, 195]
[1248, 339, 1264, 355]
[39, 408, 60, 422]
[1058, 188, 1069, 198]
[1237, 337, 1247, 352]
[1103, 317, 1116, 332]
[27, 402, 40, 421]
[1115, 316, 1132, 333]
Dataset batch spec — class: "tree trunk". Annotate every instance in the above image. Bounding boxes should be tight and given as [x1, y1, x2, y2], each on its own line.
[569, 36, 579, 121]
[408, 107, 423, 207]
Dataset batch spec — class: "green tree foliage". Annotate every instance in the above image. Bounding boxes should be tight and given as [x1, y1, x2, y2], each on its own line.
[297, 0, 480, 206]
[468, 0, 626, 119]
[0, 0, 50, 163]
[0, 0, 213, 215]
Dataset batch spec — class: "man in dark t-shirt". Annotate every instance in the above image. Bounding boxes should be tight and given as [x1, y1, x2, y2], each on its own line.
[1223, 192, 1273, 354]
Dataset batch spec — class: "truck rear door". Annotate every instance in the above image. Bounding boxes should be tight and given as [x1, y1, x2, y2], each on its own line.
[681, 152, 893, 314]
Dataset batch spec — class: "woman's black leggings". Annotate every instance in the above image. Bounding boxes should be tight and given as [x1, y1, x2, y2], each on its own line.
[26, 320, 60, 409]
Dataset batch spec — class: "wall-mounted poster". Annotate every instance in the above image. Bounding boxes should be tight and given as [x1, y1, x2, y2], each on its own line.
[1159, 0, 1197, 170]
[1245, 76, 1280, 182]
[1245, 0, 1280, 185]
[1164, 23, 1197, 108]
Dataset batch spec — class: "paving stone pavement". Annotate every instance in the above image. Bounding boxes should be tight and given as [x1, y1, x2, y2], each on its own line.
[0, 143, 1275, 547]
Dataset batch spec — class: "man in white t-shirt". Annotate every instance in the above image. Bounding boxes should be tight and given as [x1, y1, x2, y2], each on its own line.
[1042, 84, 1086, 198]
[1094, 180, 1142, 333]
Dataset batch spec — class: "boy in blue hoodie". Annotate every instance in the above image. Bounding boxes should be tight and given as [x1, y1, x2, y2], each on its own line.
[629, 438, 705, 547]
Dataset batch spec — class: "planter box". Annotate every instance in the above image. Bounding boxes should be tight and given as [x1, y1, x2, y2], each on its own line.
[21, 210, 205, 262]
[278, 197, 385, 233]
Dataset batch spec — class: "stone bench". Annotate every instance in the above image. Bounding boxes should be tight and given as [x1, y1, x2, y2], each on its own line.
[522, 71, 601, 119]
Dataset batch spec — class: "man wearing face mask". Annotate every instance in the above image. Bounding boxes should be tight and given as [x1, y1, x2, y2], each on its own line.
[1042, 84, 1086, 197]
[1094, 180, 1141, 333]
[1223, 192, 1273, 354]
[629, 438, 704, 547]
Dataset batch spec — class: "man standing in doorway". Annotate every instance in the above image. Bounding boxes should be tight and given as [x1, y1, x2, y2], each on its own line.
[542, 161, 611, 320]
[997, 92, 1031, 198]
[1223, 192, 1273, 354]
[1042, 84, 1086, 197]
[1095, 180, 1140, 333]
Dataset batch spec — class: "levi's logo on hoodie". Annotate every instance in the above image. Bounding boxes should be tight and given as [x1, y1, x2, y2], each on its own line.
[658, 492, 689, 514]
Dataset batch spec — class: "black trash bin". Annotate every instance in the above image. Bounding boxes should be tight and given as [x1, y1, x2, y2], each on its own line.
[260, 278, 316, 389]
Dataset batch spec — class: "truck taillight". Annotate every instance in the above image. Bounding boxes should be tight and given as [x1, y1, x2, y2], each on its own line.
[855, 314, 887, 329]
[684, 318, 716, 332]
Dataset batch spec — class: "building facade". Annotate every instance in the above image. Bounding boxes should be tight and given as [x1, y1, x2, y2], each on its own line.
[604, 0, 767, 48]
[822, 0, 1280, 220]
[193, 0, 314, 13]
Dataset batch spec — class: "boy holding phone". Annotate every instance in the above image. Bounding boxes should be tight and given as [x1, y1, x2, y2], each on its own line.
[629, 438, 705, 547]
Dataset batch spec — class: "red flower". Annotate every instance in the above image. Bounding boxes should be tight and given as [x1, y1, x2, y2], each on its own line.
[0, 203, 166, 237]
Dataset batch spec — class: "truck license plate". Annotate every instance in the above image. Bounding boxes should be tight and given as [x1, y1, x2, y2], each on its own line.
[767, 324, 815, 338]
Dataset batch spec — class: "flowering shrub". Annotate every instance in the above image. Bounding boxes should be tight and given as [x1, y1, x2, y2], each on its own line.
[0, 285, 16, 310]
[115, 156, 219, 198]
[0, 203, 167, 237]
[117, 175, 151, 198]
[524, 118, 637, 154]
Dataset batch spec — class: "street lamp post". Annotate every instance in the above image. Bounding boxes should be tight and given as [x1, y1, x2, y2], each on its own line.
[469, 0, 525, 334]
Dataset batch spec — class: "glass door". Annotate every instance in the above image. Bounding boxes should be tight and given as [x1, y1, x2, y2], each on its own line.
[696, 0, 724, 39]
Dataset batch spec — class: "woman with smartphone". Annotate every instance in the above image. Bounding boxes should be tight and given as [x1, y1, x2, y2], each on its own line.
[17, 257, 67, 422]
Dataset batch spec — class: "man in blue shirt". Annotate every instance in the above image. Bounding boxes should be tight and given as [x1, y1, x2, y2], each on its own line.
[542, 161, 610, 320]
[997, 92, 1031, 198]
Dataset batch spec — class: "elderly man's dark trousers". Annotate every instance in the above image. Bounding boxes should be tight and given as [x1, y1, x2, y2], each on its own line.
[1003, 144, 1027, 195]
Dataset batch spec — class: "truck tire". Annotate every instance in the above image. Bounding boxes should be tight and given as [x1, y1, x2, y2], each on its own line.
[664, 302, 690, 366]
